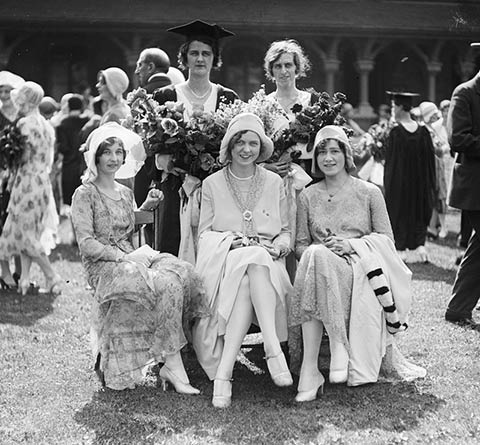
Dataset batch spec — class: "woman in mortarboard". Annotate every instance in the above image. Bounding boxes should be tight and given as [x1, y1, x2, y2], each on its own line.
[151, 20, 239, 257]
[383, 92, 436, 262]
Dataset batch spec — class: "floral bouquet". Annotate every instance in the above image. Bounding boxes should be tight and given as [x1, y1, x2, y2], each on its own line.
[0, 121, 26, 171]
[356, 119, 396, 163]
[184, 109, 226, 179]
[126, 88, 186, 160]
[275, 90, 351, 160]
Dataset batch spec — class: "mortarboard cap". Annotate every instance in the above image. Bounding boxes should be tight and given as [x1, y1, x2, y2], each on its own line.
[167, 20, 235, 42]
[386, 90, 419, 107]
[471, 43, 480, 48]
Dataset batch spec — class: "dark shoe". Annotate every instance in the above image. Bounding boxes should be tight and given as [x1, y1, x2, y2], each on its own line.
[445, 315, 480, 330]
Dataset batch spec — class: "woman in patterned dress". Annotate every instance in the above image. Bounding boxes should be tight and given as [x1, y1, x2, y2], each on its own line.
[0, 71, 24, 289]
[289, 125, 420, 402]
[0, 81, 60, 295]
[192, 113, 293, 408]
[71, 123, 209, 392]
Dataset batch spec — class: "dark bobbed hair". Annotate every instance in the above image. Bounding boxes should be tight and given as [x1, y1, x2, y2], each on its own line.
[95, 136, 126, 165]
[313, 138, 349, 172]
[264, 39, 311, 81]
[225, 130, 264, 163]
[393, 97, 413, 113]
[177, 38, 222, 71]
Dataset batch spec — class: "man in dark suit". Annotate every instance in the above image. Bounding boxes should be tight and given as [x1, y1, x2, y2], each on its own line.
[133, 48, 172, 213]
[135, 48, 171, 94]
[445, 44, 480, 329]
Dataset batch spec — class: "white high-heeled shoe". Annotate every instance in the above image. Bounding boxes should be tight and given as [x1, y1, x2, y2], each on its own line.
[295, 372, 325, 402]
[212, 378, 232, 408]
[159, 366, 200, 395]
[265, 352, 293, 387]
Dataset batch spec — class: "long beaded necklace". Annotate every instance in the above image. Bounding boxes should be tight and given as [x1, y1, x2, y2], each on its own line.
[223, 166, 266, 237]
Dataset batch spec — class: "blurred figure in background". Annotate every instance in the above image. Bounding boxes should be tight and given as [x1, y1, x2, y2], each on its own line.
[0, 81, 61, 295]
[384, 92, 436, 263]
[39, 96, 60, 121]
[167, 66, 186, 86]
[135, 47, 171, 94]
[96, 67, 130, 126]
[0, 70, 24, 289]
[56, 95, 89, 212]
[419, 101, 449, 239]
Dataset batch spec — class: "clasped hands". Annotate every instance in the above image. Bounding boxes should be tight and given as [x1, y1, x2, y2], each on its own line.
[139, 188, 164, 211]
[323, 232, 353, 257]
[121, 244, 159, 268]
[230, 232, 290, 259]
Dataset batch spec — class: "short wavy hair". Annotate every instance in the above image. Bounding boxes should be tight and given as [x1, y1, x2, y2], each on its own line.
[264, 39, 311, 81]
[177, 38, 222, 71]
[95, 136, 126, 165]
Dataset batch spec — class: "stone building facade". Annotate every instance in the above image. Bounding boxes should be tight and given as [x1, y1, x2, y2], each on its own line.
[1, 0, 479, 125]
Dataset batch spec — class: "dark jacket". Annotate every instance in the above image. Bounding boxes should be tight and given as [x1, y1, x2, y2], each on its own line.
[144, 73, 171, 94]
[447, 72, 480, 210]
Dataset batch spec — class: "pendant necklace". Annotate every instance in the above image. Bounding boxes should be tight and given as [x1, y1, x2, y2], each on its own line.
[325, 177, 349, 202]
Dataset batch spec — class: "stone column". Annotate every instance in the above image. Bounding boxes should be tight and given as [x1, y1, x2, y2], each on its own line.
[324, 58, 340, 95]
[355, 59, 376, 118]
[426, 61, 442, 102]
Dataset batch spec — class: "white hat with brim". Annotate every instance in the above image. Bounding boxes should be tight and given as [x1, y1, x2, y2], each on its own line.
[83, 122, 146, 184]
[419, 101, 440, 124]
[312, 125, 355, 175]
[0, 71, 25, 89]
[219, 112, 274, 164]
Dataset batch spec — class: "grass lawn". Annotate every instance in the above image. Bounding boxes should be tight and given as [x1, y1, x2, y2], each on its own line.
[1, 211, 479, 445]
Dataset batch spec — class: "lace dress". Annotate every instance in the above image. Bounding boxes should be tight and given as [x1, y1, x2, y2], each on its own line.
[71, 183, 209, 390]
[288, 177, 392, 365]
[0, 112, 58, 258]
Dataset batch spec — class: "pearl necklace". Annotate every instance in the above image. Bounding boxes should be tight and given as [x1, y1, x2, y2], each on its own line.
[325, 177, 349, 202]
[275, 92, 299, 112]
[186, 83, 212, 100]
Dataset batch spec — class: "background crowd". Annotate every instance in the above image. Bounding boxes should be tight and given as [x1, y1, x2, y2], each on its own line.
[0, 20, 478, 408]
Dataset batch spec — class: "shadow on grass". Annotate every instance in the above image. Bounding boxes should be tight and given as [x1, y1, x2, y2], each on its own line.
[0, 289, 57, 326]
[74, 349, 445, 445]
[409, 262, 456, 284]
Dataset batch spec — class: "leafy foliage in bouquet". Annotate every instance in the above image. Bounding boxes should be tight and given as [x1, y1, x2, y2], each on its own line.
[184, 109, 226, 180]
[358, 119, 396, 162]
[272, 90, 352, 162]
[0, 121, 27, 171]
[126, 88, 186, 159]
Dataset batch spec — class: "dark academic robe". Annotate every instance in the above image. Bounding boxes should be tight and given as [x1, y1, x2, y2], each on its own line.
[151, 84, 238, 255]
[384, 123, 436, 250]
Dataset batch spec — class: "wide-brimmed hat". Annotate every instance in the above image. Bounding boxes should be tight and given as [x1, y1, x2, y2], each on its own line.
[312, 125, 355, 174]
[219, 112, 274, 164]
[99, 67, 129, 100]
[83, 122, 146, 183]
[0, 71, 25, 89]
[419, 101, 440, 123]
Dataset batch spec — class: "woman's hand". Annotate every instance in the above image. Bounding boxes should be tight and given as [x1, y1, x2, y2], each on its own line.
[122, 245, 157, 267]
[323, 235, 353, 257]
[263, 161, 291, 178]
[140, 188, 164, 211]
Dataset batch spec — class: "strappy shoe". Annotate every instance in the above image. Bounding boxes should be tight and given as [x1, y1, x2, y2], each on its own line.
[265, 352, 293, 387]
[295, 372, 325, 403]
[159, 366, 200, 395]
[39, 276, 62, 295]
[212, 378, 232, 408]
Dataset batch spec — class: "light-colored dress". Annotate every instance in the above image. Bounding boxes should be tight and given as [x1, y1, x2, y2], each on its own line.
[289, 177, 394, 381]
[0, 111, 58, 258]
[192, 166, 293, 379]
[71, 183, 208, 390]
